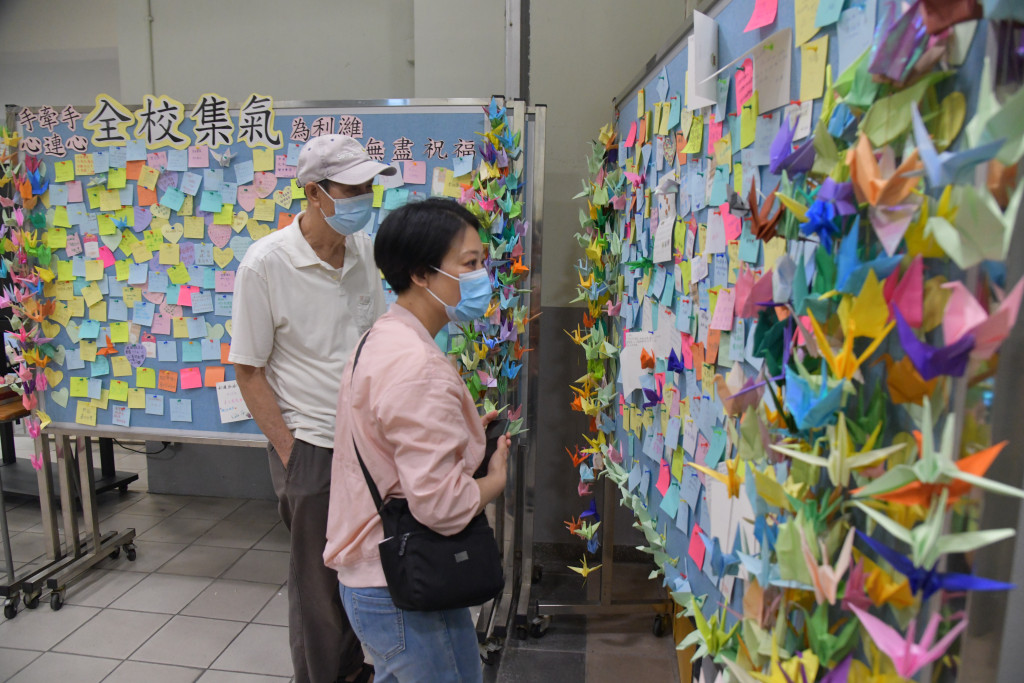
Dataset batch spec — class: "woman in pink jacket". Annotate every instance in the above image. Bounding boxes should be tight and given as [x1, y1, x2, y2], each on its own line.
[324, 198, 510, 682]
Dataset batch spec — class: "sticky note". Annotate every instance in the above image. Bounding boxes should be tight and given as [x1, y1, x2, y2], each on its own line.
[158, 370, 178, 392]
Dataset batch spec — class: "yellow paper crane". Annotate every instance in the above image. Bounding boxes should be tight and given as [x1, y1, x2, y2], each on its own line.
[568, 555, 602, 584]
[769, 414, 905, 489]
[686, 456, 744, 498]
[809, 272, 894, 380]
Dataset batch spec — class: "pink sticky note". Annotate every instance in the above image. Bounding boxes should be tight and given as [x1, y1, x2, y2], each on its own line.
[689, 524, 707, 569]
[710, 288, 735, 331]
[735, 58, 754, 110]
[275, 155, 297, 178]
[656, 460, 672, 496]
[177, 285, 199, 307]
[680, 333, 694, 369]
[706, 116, 724, 155]
[147, 151, 168, 169]
[402, 161, 427, 185]
[66, 181, 84, 203]
[214, 271, 235, 292]
[695, 434, 710, 466]
[188, 146, 209, 168]
[721, 203, 742, 241]
[151, 312, 172, 335]
[180, 367, 203, 389]
[98, 246, 116, 269]
[744, 0, 777, 32]
[625, 121, 637, 148]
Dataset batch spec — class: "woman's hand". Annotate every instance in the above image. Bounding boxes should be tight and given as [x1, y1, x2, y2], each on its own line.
[488, 433, 511, 485]
[481, 410, 500, 428]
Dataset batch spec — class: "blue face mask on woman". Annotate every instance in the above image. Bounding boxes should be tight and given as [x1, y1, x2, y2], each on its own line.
[319, 185, 373, 235]
[426, 267, 492, 322]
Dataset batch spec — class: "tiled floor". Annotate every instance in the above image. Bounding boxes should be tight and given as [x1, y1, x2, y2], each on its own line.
[1, 439, 680, 682]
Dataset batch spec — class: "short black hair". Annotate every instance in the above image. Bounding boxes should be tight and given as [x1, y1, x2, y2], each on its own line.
[374, 198, 481, 293]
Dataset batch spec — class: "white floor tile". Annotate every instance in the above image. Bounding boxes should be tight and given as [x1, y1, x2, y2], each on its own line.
[7, 651, 118, 683]
[53, 608, 170, 659]
[103, 659, 203, 683]
[210, 623, 293, 677]
[110, 573, 213, 614]
[0, 603, 100, 650]
[132, 615, 246, 668]
[181, 579, 282, 622]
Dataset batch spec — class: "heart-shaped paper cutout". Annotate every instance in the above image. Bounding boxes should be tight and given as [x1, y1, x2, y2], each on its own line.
[65, 321, 80, 344]
[273, 187, 292, 209]
[134, 206, 152, 231]
[50, 387, 69, 408]
[142, 290, 165, 305]
[206, 323, 225, 341]
[43, 368, 64, 388]
[248, 221, 271, 241]
[209, 224, 232, 248]
[100, 229, 122, 251]
[735, 58, 754, 110]
[162, 222, 184, 244]
[157, 171, 179, 194]
[52, 344, 67, 365]
[213, 247, 235, 268]
[124, 344, 147, 368]
[232, 211, 249, 233]
[41, 320, 61, 340]
[237, 186, 257, 212]
[225, 319, 232, 337]
[253, 172, 277, 198]
[160, 303, 183, 318]
[229, 235, 254, 262]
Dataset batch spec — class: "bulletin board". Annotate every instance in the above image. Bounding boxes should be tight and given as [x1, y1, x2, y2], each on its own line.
[565, 0, 1024, 679]
[6, 97, 507, 443]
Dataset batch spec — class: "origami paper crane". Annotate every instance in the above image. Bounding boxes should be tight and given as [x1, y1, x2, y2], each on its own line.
[679, 596, 739, 661]
[966, 57, 1024, 165]
[868, 0, 929, 83]
[834, 216, 903, 295]
[856, 529, 1015, 600]
[800, 527, 855, 605]
[569, 555, 602, 584]
[849, 604, 967, 679]
[804, 603, 859, 668]
[722, 638, 820, 683]
[748, 180, 783, 242]
[769, 116, 815, 176]
[925, 179, 1024, 270]
[714, 364, 764, 416]
[941, 276, 1024, 360]
[894, 308, 974, 380]
[875, 354, 937, 405]
[911, 103, 1003, 189]
[846, 134, 922, 207]
[686, 456, 744, 498]
[771, 414, 904, 489]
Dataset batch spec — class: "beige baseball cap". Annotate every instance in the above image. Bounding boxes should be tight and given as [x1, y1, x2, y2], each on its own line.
[295, 134, 397, 186]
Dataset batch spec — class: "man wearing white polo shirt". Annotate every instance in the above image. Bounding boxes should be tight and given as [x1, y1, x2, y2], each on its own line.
[230, 135, 395, 683]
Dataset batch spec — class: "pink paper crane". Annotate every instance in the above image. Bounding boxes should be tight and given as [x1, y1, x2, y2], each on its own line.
[850, 605, 967, 679]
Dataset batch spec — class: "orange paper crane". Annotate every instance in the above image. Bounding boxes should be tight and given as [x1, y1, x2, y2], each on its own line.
[565, 446, 589, 468]
[564, 516, 582, 536]
[873, 436, 1008, 507]
[96, 335, 117, 356]
[686, 457, 744, 498]
[749, 180, 783, 242]
[846, 133, 922, 207]
[640, 348, 656, 370]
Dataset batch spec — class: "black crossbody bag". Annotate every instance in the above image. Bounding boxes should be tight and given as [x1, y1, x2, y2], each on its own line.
[349, 332, 504, 612]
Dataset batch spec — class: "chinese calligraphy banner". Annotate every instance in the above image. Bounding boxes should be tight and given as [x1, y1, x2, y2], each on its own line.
[8, 96, 493, 440]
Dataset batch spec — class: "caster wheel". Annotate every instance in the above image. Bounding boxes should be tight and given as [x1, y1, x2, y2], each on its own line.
[118, 485, 128, 493]
[109, 548, 121, 560]
[480, 641, 501, 666]
[529, 615, 551, 638]
[50, 592, 64, 611]
[515, 624, 529, 641]
[24, 592, 40, 610]
[652, 614, 670, 638]
[532, 565, 543, 583]
[4, 601, 17, 619]
[125, 544, 137, 562]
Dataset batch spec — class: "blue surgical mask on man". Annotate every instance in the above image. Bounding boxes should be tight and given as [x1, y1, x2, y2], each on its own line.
[319, 184, 373, 235]
[426, 267, 492, 322]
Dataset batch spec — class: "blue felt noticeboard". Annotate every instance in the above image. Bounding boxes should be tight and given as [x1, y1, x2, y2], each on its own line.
[14, 98, 491, 440]
[609, 0, 989, 618]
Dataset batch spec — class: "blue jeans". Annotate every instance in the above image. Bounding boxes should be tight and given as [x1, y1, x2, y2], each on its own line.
[339, 584, 482, 683]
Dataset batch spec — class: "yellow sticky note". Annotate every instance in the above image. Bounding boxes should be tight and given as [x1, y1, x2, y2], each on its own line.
[87, 186, 103, 210]
[166, 263, 190, 285]
[734, 163, 744, 194]
[111, 355, 132, 377]
[132, 241, 153, 264]
[74, 153, 94, 176]
[53, 206, 71, 228]
[115, 260, 130, 281]
[80, 341, 98, 362]
[728, 242, 740, 284]
[372, 185, 385, 208]
[683, 115, 703, 154]
[75, 401, 97, 426]
[138, 165, 159, 190]
[99, 189, 122, 212]
[637, 89, 645, 119]
[671, 446, 685, 482]
[97, 214, 116, 235]
[109, 380, 130, 402]
[795, 0, 821, 46]
[652, 103, 663, 137]
[159, 243, 180, 265]
[136, 367, 156, 389]
[800, 36, 829, 102]
[54, 161, 75, 182]
[172, 317, 189, 338]
[91, 390, 109, 411]
[127, 388, 146, 409]
[658, 103, 671, 136]
[107, 167, 127, 189]
[213, 204, 233, 225]
[70, 377, 89, 398]
[84, 260, 104, 281]
[88, 301, 106, 322]
[110, 321, 130, 343]
[184, 216, 205, 239]
[714, 135, 732, 167]
[68, 297, 85, 317]
[254, 199, 276, 222]
[46, 228, 68, 250]
[290, 179, 306, 199]
[740, 91, 759, 149]
[253, 148, 274, 172]
[764, 236, 787, 271]
[123, 286, 141, 308]
[144, 229, 163, 251]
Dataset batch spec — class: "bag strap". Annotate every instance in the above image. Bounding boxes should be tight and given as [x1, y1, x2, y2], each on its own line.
[349, 332, 384, 512]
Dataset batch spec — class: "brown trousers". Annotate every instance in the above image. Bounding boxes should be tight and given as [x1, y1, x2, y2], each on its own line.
[268, 439, 364, 683]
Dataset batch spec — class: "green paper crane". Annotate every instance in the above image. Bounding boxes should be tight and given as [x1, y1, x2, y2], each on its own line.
[803, 603, 859, 668]
[678, 596, 739, 661]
